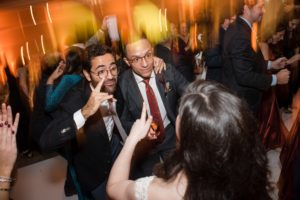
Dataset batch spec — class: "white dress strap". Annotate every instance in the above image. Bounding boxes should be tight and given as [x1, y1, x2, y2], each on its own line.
[134, 176, 155, 200]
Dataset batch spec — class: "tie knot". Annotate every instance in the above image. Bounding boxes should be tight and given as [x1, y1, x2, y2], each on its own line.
[143, 79, 150, 85]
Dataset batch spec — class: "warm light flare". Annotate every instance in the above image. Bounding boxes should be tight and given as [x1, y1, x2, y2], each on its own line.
[41, 34, 46, 54]
[26, 42, 31, 61]
[30, 5, 37, 26]
[159, 9, 162, 32]
[252, 23, 258, 52]
[46, 2, 53, 24]
[164, 8, 168, 31]
[20, 46, 25, 66]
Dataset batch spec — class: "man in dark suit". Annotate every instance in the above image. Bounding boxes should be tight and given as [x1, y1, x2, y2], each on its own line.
[36, 45, 122, 199]
[205, 14, 235, 83]
[222, 0, 290, 112]
[117, 38, 189, 178]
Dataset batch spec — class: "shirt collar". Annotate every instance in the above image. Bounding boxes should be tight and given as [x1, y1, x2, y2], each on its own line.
[132, 70, 155, 84]
[239, 16, 252, 30]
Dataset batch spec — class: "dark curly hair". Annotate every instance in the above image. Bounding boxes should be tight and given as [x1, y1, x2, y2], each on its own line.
[84, 44, 114, 71]
[154, 80, 271, 200]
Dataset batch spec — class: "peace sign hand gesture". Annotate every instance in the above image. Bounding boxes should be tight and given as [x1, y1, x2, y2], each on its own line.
[81, 79, 115, 119]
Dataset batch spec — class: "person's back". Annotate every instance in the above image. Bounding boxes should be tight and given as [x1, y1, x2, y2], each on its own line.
[107, 79, 272, 200]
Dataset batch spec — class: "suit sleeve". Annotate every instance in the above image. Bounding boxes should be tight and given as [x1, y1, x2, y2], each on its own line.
[38, 110, 78, 152]
[168, 64, 189, 96]
[229, 36, 272, 90]
[38, 87, 84, 152]
[116, 78, 135, 134]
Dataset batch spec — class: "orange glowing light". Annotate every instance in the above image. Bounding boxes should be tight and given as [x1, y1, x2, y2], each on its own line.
[41, 34, 45, 54]
[251, 23, 258, 52]
[26, 42, 31, 61]
[20, 46, 25, 66]
[30, 5, 37, 26]
[46, 2, 53, 24]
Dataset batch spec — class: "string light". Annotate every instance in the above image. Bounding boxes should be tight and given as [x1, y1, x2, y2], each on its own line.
[41, 35, 46, 54]
[20, 46, 25, 66]
[30, 5, 37, 26]
[26, 42, 31, 61]
[46, 2, 53, 23]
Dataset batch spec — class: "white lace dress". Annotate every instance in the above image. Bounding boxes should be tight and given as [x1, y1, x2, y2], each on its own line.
[134, 176, 155, 200]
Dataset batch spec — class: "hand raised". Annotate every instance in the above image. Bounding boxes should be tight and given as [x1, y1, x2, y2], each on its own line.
[127, 103, 153, 144]
[153, 56, 166, 74]
[47, 61, 66, 84]
[0, 103, 19, 176]
[81, 79, 115, 119]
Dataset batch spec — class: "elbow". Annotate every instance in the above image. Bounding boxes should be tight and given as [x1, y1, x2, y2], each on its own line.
[106, 183, 116, 200]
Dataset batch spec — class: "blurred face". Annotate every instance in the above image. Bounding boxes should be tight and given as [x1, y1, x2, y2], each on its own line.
[289, 19, 299, 31]
[271, 30, 285, 44]
[125, 39, 154, 79]
[180, 23, 188, 36]
[83, 53, 117, 94]
[246, 0, 265, 23]
[170, 23, 178, 37]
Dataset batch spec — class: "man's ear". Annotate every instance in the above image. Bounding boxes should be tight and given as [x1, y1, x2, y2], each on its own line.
[83, 69, 92, 82]
[123, 57, 131, 67]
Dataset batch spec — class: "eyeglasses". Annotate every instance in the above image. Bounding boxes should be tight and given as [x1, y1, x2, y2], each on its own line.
[127, 51, 153, 65]
[90, 65, 118, 78]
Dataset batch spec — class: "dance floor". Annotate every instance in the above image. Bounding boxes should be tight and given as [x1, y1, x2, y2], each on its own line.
[9, 89, 300, 200]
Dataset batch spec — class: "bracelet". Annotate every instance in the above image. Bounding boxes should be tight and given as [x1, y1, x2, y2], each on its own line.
[0, 176, 16, 183]
[0, 188, 11, 192]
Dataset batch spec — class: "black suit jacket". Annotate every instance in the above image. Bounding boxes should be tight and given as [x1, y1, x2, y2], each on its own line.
[37, 79, 113, 193]
[116, 64, 188, 150]
[117, 64, 188, 131]
[222, 17, 272, 112]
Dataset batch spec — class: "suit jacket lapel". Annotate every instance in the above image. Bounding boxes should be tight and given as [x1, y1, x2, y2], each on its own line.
[155, 73, 175, 123]
[128, 71, 144, 111]
[155, 73, 168, 107]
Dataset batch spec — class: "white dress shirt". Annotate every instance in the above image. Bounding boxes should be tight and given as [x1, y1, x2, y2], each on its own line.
[133, 71, 170, 128]
[73, 85, 115, 141]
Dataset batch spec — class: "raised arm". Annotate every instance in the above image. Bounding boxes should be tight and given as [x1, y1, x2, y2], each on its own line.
[107, 103, 152, 200]
[0, 104, 19, 200]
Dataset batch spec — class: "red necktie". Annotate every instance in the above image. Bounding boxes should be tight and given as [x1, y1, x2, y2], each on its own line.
[143, 79, 165, 142]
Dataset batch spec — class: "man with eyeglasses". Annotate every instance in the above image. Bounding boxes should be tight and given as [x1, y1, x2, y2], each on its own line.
[116, 38, 189, 178]
[37, 44, 124, 199]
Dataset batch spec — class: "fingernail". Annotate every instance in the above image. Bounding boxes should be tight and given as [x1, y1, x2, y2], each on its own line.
[7, 124, 11, 128]
[12, 131, 15, 134]
[4, 121, 8, 125]
[0, 123, 3, 127]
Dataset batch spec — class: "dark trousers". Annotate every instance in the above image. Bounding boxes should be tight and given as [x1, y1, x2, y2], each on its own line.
[91, 134, 122, 200]
[70, 134, 122, 200]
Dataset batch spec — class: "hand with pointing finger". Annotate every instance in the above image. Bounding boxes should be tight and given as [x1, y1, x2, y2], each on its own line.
[81, 79, 115, 119]
[127, 103, 153, 145]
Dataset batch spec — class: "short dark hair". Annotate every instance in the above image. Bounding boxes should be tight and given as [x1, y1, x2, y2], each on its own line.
[64, 46, 84, 74]
[84, 44, 113, 71]
[236, 0, 259, 16]
[154, 80, 271, 200]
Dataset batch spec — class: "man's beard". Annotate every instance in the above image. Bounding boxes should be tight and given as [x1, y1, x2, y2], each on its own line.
[101, 79, 117, 94]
